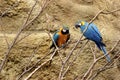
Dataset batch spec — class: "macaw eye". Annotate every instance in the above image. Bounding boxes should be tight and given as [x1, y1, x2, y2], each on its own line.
[62, 29, 66, 32]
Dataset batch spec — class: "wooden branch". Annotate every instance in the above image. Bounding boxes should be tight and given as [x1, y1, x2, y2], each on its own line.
[75, 6, 120, 79]
[60, 40, 89, 80]
[89, 9, 104, 24]
[24, 49, 58, 80]
[108, 39, 120, 53]
[46, 31, 59, 49]
[0, 0, 38, 72]
[16, 1, 52, 79]
[58, 9, 105, 80]
[81, 39, 120, 80]
[24, 41, 42, 71]
[102, 8, 120, 14]
[89, 43, 97, 61]
[97, 39, 120, 60]
[0, 0, 49, 72]
[85, 44, 97, 80]
[58, 41, 82, 80]
[15, 33, 32, 45]
[90, 50, 120, 80]
[82, 43, 97, 80]
[82, 62, 96, 80]
[58, 32, 86, 80]
[17, 51, 51, 80]
[45, 30, 65, 66]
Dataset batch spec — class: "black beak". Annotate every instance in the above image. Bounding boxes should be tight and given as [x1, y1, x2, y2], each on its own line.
[75, 24, 80, 29]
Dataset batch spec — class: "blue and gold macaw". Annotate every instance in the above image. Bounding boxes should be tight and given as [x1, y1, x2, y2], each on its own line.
[75, 21, 111, 62]
[50, 26, 70, 49]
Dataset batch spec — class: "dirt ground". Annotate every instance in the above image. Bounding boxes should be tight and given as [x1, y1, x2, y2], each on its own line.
[0, 0, 120, 80]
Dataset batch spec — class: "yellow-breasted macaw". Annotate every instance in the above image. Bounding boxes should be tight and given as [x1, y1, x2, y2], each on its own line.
[50, 26, 70, 49]
[75, 21, 111, 62]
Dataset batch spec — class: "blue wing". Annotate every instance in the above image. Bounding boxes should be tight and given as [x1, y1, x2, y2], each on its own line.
[79, 22, 110, 62]
[90, 23, 102, 40]
[50, 32, 59, 49]
[53, 32, 59, 43]
[82, 23, 102, 42]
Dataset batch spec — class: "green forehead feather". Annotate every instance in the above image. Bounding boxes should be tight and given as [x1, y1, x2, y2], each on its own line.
[63, 25, 69, 30]
[75, 20, 81, 25]
[75, 20, 85, 25]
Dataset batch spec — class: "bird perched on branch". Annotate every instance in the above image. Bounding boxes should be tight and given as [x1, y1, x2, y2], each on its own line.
[50, 26, 70, 49]
[75, 21, 111, 62]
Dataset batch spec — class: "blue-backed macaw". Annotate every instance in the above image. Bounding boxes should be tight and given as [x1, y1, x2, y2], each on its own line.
[50, 26, 70, 49]
[75, 21, 111, 62]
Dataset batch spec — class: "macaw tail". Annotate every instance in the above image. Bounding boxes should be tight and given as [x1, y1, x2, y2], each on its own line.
[95, 42, 111, 62]
[50, 43, 55, 49]
[101, 46, 111, 62]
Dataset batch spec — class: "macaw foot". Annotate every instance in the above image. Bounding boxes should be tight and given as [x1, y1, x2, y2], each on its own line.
[62, 44, 66, 48]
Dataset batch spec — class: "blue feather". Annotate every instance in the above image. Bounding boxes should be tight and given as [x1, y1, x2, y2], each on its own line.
[101, 46, 111, 62]
[53, 33, 59, 42]
[50, 32, 59, 49]
[76, 21, 111, 62]
[96, 42, 110, 62]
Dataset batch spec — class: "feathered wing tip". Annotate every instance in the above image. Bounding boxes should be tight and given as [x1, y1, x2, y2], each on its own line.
[95, 42, 106, 50]
[50, 43, 55, 49]
[95, 42, 110, 62]
[101, 46, 111, 62]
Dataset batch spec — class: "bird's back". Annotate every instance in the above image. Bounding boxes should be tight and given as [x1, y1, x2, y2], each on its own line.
[80, 22, 102, 42]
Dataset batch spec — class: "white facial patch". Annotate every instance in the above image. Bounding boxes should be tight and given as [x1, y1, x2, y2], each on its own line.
[63, 29, 66, 32]
[79, 23, 82, 26]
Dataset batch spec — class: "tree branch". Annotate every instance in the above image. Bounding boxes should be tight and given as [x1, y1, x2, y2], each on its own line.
[81, 39, 120, 80]
[24, 48, 58, 80]
[0, 0, 50, 72]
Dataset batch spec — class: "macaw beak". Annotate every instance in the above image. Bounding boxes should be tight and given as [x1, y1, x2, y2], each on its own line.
[75, 24, 80, 29]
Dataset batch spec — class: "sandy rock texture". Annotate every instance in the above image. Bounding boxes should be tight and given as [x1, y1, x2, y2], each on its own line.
[0, 0, 120, 80]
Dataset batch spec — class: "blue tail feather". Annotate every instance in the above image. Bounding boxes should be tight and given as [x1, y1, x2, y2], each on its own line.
[101, 46, 111, 62]
[95, 42, 111, 62]
[95, 42, 102, 50]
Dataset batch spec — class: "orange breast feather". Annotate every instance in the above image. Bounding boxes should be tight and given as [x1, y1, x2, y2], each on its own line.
[57, 32, 69, 47]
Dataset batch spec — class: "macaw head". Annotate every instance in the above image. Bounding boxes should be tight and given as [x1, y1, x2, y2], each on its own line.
[75, 21, 85, 29]
[60, 25, 69, 34]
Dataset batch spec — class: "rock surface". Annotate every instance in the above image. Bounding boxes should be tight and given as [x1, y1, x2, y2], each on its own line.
[0, 0, 120, 80]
